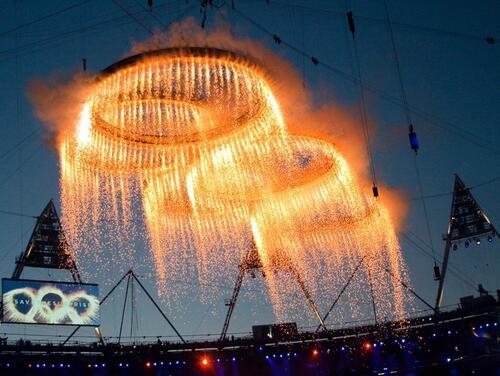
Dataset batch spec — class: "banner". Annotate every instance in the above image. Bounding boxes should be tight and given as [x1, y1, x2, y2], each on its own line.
[2, 279, 99, 326]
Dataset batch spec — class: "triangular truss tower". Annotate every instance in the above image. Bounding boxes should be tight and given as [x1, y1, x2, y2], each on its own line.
[220, 240, 326, 341]
[435, 175, 497, 312]
[12, 200, 81, 283]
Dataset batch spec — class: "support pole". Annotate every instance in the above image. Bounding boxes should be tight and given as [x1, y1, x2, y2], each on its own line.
[130, 276, 135, 339]
[366, 266, 378, 325]
[382, 266, 436, 313]
[288, 265, 326, 331]
[435, 238, 451, 314]
[118, 274, 131, 344]
[62, 270, 131, 346]
[316, 255, 366, 332]
[130, 271, 186, 344]
[220, 266, 246, 341]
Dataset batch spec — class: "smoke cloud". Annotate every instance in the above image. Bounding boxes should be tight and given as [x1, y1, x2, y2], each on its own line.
[27, 73, 94, 149]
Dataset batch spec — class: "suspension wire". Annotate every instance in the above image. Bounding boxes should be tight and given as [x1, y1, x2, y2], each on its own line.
[411, 175, 500, 201]
[258, 0, 497, 45]
[0, 144, 40, 189]
[406, 229, 482, 289]
[14, 5, 25, 248]
[0, 2, 196, 62]
[382, 0, 437, 264]
[230, 7, 498, 158]
[0, 209, 37, 219]
[0, 129, 40, 162]
[344, 3, 378, 196]
[1, 3, 495, 156]
[0, 0, 96, 38]
[383, 0, 411, 125]
[402, 231, 479, 290]
[112, 0, 154, 35]
[300, 9, 306, 88]
[131, 0, 173, 30]
[414, 156, 437, 263]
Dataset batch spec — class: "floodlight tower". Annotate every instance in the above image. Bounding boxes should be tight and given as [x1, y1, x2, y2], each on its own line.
[434, 175, 497, 313]
[12, 199, 81, 283]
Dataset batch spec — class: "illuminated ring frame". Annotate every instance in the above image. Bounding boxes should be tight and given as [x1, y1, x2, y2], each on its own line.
[94, 99, 214, 144]
[189, 135, 371, 225]
[92, 47, 277, 145]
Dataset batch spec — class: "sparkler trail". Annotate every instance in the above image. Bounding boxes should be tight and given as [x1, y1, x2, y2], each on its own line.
[58, 46, 410, 324]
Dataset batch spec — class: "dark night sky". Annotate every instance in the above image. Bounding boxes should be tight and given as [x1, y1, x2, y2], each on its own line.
[0, 0, 498, 342]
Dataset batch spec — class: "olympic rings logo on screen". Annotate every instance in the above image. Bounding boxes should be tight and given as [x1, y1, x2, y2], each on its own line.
[3, 286, 99, 325]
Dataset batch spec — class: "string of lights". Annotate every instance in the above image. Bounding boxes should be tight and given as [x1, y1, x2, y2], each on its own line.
[0, 315, 497, 372]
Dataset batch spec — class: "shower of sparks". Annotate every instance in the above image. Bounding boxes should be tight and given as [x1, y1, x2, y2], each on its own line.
[59, 47, 410, 324]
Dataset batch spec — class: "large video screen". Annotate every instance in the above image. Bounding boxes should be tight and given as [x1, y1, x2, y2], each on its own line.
[2, 279, 100, 326]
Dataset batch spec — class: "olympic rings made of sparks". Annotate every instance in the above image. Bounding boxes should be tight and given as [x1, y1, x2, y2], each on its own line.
[2, 286, 99, 325]
[71, 47, 285, 173]
[188, 135, 372, 227]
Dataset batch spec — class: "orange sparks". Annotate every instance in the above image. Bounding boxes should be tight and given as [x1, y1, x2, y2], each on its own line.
[59, 47, 411, 324]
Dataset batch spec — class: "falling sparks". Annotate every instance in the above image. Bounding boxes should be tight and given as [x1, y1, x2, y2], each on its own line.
[59, 47, 411, 325]
[76, 102, 91, 147]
